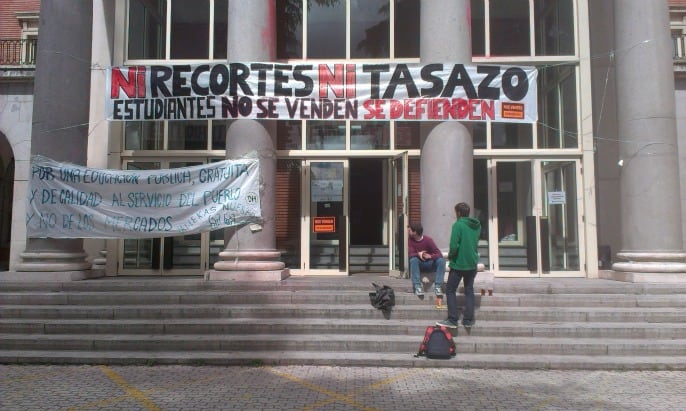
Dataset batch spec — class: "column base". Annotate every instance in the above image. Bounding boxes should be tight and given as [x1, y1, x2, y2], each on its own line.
[599, 270, 686, 283]
[602, 251, 686, 282]
[205, 268, 290, 281]
[209, 249, 289, 281]
[16, 251, 92, 271]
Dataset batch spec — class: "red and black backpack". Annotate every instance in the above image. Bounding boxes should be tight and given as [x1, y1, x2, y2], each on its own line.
[416, 325, 456, 359]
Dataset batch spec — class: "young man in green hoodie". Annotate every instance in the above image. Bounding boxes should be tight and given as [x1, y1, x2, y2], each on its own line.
[437, 202, 482, 329]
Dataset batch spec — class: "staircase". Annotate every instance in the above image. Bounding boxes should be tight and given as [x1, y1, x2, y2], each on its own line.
[1, 275, 686, 370]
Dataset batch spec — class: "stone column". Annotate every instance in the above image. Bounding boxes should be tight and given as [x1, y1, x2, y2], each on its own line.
[609, 0, 686, 280]
[13, 0, 96, 281]
[207, 0, 287, 281]
[419, 0, 473, 249]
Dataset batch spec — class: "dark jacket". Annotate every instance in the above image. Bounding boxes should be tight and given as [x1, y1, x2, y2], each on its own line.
[447, 216, 481, 270]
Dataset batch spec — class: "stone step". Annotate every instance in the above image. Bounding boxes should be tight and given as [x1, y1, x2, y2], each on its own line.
[2, 349, 684, 370]
[3, 278, 686, 295]
[2, 291, 686, 308]
[3, 277, 686, 370]
[2, 318, 685, 339]
[1, 333, 685, 356]
[2, 304, 685, 322]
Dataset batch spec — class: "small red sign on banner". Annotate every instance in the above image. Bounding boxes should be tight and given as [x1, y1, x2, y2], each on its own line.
[501, 102, 525, 120]
[313, 216, 336, 233]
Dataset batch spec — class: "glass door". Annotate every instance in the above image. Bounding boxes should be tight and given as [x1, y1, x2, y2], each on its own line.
[541, 160, 583, 274]
[303, 160, 349, 274]
[389, 152, 408, 277]
[119, 159, 215, 276]
[489, 159, 583, 277]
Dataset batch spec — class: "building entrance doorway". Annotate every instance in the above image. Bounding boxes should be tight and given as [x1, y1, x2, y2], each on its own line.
[300, 156, 408, 275]
[116, 158, 223, 276]
[483, 158, 584, 277]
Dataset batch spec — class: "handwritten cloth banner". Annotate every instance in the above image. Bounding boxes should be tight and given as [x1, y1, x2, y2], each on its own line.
[106, 62, 538, 123]
[26, 156, 261, 239]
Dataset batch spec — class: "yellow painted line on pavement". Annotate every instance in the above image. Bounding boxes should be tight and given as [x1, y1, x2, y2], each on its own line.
[98, 366, 163, 411]
[268, 367, 423, 411]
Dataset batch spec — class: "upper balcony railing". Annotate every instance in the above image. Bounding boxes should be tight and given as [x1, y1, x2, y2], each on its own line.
[0, 38, 37, 65]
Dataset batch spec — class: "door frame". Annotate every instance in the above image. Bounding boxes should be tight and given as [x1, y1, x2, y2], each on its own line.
[489, 158, 585, 277]
[389, 151, 409, 278]
[301, 159, 350, 275]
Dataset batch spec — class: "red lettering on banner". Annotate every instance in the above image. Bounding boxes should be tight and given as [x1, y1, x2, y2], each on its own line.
[319, 64, 345, 99]
[481, 100, 495, 120]
[457, 99, 469, 119]
[346, 64, 356, 98]
[469, 100, 481, 120]
[378, 98, 495, 121]
[363, 100, 384, 119]
[110, 67, 139, 99]
[389, 100, 403, 119]
[136, 66, 146, 98]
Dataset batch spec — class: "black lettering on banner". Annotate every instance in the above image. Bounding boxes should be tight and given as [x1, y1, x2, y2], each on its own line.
[203, 96, 216, 118]
[63, 214, 73, 229]
[32, 165, 56, 180]
[382, 64, 420, 99]
[191, 64, 210, 95]
[150, 65, 172, 97]
[210, 64, 230, 95]
[420, 64, 444, 97]
[274, 64, 292, 96]
[285, 98, 298, 117]
[172, 65, 192, 97]
[221, 96, 253, 118]
[477, 65, 501, 100]
[112, 100, 123, 119]
[38, 213, 57, 229]
[442, 64, 477, 99]
[229, 63, 252, 96]
[256, 98, 279, 119]
[293, 65, 314, 97]
[59, 167, 81, 183]
[251, 63, 273, 96]
[362, 64, 390, 99]
[502, 67, 529, 101]
[77, 214, 94, 230]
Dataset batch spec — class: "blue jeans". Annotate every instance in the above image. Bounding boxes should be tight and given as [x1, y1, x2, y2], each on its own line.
[446, 268, 477, 325]
[409, 256, 446, 290]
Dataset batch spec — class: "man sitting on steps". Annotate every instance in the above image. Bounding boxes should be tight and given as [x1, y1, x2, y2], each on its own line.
[407, 222, 446, 296]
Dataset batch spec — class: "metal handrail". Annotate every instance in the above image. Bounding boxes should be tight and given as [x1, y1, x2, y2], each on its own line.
[0, 38, 38, 65]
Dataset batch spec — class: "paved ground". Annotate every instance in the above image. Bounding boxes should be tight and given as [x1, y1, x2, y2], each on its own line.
[2, 365, 685, 411]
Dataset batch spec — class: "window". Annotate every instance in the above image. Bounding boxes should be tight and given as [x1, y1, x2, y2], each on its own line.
[127, 0, 228, 61]
[128, 0, 166, 60]
[124, 120, 226, 151]
[538, 65, 578, 149]
[276, 0, 419, 60]
[471, 0, 575, 57]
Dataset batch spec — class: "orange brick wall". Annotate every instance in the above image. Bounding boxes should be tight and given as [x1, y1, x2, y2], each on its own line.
[0, 0, 40, 39]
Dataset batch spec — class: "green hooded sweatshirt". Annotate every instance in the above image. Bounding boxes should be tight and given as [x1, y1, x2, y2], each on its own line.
[448, 216, 482, 270]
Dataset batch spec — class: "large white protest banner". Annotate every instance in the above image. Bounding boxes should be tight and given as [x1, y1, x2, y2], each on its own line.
[26, 156, 261, 239]
[106, 62, 538, 123]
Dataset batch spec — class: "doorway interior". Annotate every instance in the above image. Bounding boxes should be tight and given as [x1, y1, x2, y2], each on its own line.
[301, 156, 407, 275]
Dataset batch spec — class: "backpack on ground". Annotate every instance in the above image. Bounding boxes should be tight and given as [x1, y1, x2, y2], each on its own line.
[416, 325, 456, 359]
